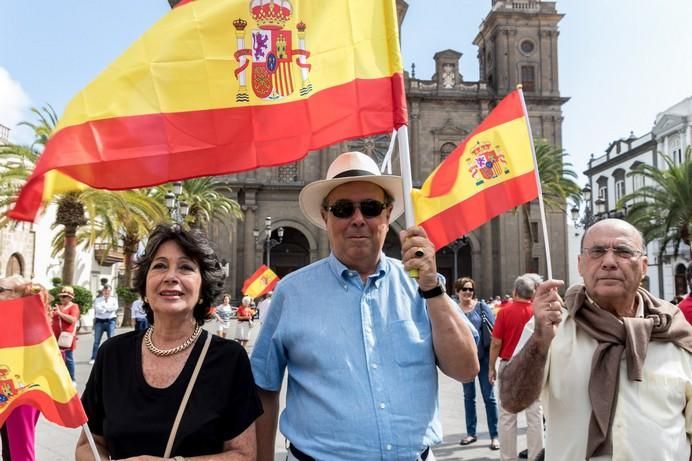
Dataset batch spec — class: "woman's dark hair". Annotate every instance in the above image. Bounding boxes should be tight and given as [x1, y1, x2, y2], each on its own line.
[134, 224, 224, 325]
[454, 277, 475, 293]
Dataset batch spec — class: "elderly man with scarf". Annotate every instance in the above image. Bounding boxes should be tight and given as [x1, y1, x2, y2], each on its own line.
[500, 218, 692, 460]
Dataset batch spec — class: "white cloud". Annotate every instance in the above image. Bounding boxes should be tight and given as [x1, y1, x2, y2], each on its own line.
[0, 67, 31, 139]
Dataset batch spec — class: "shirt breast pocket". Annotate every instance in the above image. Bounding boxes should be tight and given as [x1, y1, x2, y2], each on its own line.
[389, 319, 434, 367]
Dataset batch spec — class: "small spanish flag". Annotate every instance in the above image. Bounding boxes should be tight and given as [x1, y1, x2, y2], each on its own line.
[0, 295, 87, 428]
[242, 265, 279, 299]
[411, 89, 539, 249]
[9, 0, 406, 222]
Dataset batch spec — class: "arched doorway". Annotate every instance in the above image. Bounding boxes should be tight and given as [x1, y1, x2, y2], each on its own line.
[675, 263, 688, 297]
[437, 238, 472, 294]
[267, 226, 310, 278]
[6, 253, 24, 277]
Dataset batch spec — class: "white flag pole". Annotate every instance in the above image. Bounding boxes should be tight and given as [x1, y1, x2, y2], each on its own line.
[396, 124, 420, 278]
[517, 85, 553, 280]
[82, 423, 102, 460]
[397, 125, 415, 229]
[380, 129, 398, 174]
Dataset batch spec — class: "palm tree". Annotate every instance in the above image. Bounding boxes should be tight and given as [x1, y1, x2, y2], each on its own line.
[520, 140, 581, 272]
[619, 147, 692, 258]
[154, 177, 243, 229]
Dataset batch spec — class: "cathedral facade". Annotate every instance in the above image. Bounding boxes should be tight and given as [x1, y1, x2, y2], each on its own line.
[210, 0, 570, 300]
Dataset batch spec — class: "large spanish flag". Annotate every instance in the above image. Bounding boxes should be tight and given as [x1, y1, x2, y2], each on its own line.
[9, 0, 407, 222]
[0, 295, 87, 428]
[242, 265, 279, 299]
[411, 89, 538, 249]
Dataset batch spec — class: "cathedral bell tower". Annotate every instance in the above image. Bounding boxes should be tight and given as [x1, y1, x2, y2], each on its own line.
[474, 0, 563, 98]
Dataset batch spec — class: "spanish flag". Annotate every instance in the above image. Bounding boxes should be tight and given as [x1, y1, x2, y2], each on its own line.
[242, 265, 279, 299]
[0, 295, 87, 428]
[411, 89, 538, 249]
[9, 0, 407, 222]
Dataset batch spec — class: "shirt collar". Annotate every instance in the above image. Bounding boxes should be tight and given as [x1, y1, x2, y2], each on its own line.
[327, 252, 388, 282]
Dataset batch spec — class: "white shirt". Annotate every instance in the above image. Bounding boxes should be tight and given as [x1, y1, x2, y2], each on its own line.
[257, 297, 271, 321]
[131, 299, 146, 320]
[93, 294, 119, 319]
[514, 298, 692, 461]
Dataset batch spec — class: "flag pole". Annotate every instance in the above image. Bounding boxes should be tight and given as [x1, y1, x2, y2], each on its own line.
[82, 423, 101, 460]
[396, 125, 420, 278]
[517, 85, 553, 280]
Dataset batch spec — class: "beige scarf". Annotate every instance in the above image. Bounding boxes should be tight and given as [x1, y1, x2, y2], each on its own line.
[564, 284, 692, 459]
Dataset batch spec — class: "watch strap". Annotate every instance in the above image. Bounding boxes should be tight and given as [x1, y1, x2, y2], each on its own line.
[418, 283, 445, 299]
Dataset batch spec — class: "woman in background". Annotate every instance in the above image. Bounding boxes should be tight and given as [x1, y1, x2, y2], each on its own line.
[234, 296, 254, 348]
[50, 285, 80, 385]
[456, 277, 499, 451]
[214, 294, 233, 338]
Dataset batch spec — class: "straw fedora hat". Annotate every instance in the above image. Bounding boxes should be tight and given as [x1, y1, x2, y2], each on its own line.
[299, 151, 404, 229]
[58, 286, 75, 298]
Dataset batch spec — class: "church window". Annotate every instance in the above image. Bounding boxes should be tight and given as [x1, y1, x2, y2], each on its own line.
[521, 65, 535, 92]
[520, 39, 535, 55]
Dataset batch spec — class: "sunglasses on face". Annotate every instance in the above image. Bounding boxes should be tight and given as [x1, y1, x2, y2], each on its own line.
[459, 287, 474, 293]
[324, 199, 388, 219]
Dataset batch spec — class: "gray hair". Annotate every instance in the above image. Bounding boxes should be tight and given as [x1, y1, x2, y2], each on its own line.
[513, 273, 543, 300]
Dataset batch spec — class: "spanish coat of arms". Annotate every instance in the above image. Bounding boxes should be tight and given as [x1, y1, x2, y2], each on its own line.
[233, 0, 312, 102]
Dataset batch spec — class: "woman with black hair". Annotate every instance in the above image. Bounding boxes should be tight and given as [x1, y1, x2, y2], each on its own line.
[76, 224, 262, 460]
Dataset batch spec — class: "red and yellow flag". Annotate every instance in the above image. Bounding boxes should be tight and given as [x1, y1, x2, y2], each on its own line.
[9, 0, 407, 221]
[0, 295, 87, 428]
[411, 89, 538, 249]
[242, 265, 279, 299]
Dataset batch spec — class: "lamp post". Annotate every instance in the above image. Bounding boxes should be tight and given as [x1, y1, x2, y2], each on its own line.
[447, 236, 470, 283]
[254, 216, 284, 269]
[571, 185, 626, 232]
[165, 181, 189, 224]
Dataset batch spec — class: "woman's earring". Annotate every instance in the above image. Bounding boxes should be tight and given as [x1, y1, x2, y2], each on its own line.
[144, 297, 148, 303]
[198, 299, 203, 305]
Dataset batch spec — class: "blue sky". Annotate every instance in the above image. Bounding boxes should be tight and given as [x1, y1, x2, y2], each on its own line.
[2, 0, 691, 184]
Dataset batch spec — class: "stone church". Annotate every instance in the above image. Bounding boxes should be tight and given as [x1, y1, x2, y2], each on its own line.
[210, 0, 570, 300]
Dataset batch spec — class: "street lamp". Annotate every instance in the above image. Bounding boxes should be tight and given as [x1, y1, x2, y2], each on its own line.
[165, 181, 189, 223]
[571, 185, 627, 232]
[254, 216, 284, 269]
[447, 236, 470, 283]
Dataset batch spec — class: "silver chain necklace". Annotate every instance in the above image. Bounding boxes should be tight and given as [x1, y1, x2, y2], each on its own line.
[144, 324, 202, 357]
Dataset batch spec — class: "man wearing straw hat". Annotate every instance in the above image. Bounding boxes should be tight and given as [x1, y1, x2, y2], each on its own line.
[251, 151, 479, 461]
[500, 219, 692, 460]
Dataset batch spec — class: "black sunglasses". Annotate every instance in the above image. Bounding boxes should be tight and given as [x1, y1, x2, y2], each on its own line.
[324, 199, 388, 219]
[459, 287, 474, 293]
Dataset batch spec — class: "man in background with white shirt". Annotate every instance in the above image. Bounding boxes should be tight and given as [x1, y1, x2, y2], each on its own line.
[89, 284, 119, 364]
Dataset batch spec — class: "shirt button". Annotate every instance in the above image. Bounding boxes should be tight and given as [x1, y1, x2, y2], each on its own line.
[386, 444, 392, 451]
[371, 364, 378, 369]
[379, 403, 386, 409]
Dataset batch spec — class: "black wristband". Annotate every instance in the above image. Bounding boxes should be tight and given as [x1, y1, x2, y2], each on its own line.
[418, 283, 445, 299]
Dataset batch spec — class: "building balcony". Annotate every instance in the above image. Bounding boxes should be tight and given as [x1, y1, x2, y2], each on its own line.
[93, 243, 124, 266]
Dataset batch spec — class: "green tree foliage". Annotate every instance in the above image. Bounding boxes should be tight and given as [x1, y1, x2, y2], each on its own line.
[619, 147, 692, 258]
[520, 140, 582, 271]
[49, 285, 93, 315]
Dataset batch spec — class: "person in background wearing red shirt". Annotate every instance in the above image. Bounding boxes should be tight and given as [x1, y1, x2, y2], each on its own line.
[679, 262, 692, 324]
[50, 286, 80, 386]
[488, 273, 544, 461]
